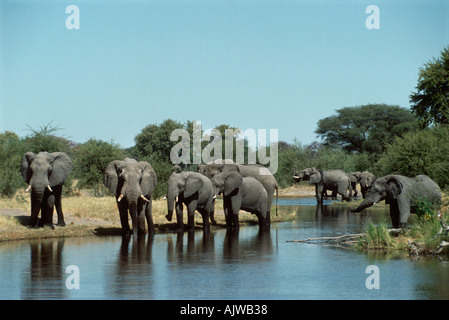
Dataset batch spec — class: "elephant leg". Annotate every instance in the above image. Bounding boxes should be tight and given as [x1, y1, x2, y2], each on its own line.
[198, 208, 210, 233]
[118, 202, 131, 238]
[145, 200, 155, 236]
[337, 185, 351, 202]
[175, 201, 184, 233]
[398, 199, 411, 229]
[231, 199, 241, 230]
[136, 202, 146, 237]
[53, 186, 66, 226]
[30, 198, 40, 228]
[315, 185, 324, 203]
[187, 211, 196, 232]
[45, 194, 56, 228]
[223, 199, 232, 229]
[389, 201, 400, 229]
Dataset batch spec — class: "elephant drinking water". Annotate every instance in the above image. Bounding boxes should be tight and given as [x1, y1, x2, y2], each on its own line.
[352, 174, 441, 228]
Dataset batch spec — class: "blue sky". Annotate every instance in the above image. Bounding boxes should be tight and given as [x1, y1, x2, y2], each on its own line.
[1, 0, 448, 149]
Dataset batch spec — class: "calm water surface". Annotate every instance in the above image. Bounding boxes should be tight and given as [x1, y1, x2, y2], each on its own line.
[1, 198, 449, 300]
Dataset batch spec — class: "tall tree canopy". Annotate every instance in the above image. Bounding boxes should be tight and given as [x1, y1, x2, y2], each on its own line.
[315, 104, 417, 154]
[410, 46, 449, 128]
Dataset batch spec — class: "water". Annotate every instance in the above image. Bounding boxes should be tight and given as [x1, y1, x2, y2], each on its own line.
[1, 197, 449, 300]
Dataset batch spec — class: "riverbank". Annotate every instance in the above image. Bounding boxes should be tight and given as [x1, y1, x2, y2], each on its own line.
[0, 184, 315, 242]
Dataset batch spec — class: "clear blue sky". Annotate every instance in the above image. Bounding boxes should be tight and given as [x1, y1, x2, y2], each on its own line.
[1, 0, 448, 149]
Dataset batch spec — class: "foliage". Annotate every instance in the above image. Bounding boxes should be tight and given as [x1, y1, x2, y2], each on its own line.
[73, 139, 126, 193]
[23, 123, 73, 154]
[315, 104, 417, 154]
[357, 222, 395, 249]
[0, 132, 28, 197]
[410, 46, 449, 128]
[376, 125, 449, 187]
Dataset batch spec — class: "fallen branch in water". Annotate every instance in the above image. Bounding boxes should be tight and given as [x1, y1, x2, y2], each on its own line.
[287, 228, 403, 247]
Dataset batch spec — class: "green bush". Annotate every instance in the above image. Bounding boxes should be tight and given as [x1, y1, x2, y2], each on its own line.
[73, 139, 126, 191]
[376, 126, 449, 188]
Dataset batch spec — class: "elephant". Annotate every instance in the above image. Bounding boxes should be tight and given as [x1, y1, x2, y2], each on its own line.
[104, 158, 157, 238]
[200, 162, 278, 227]
[21, 151, 73, 228]
[352, 174, 441, 228]
[293, 167, 352, 203]
[359, 171, 375, 198]
[211, 171, 268, 231]
[165, 171, 216, 233]
[347, 172, 362, 197]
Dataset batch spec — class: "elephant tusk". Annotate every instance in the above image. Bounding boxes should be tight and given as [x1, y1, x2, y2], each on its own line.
[163, 196, 167, 200]
[140, 195, 151, 203]
[47, 185, 53, 192]
[25, 185, 32, 193]
[117, 194, 124, 202]
[175, 196, 178, 203]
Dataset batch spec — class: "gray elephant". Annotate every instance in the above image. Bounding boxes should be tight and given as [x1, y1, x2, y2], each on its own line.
[359, 171, 375, 198]
[201, 163, 278, 227]
[211, 171, 268, 231]
[104, 158, 157, 238]
[293, 167, 352, 203]
[21, 151, 73, 228]
[347, 172, 361, 197]
[353, 174, 441, 228]
[166, 171, 216, 233]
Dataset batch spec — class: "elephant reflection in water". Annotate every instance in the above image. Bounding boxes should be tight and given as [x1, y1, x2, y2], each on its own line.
[24, 239, 66, 299]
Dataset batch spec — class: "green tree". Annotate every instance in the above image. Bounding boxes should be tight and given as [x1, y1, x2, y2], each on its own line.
[315, 104, 418, 154]
[134, 119, 185, 162]
[73, 139, 126, 193]
[0, 132, 28, 197]
[410, 46, 449, 128]
[23, 123, 73, 154]
[376, 126, 449, 187]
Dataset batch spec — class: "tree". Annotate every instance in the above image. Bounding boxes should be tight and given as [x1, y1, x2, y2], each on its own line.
[73, 139, 126, 192]
[410, 46, 449, 128]
[377, 126, 449, 188]
[0, 132, 28, 197]
[23, 123, 73, 154]
[315, 104, 418, 154]
[134, 119, 185, 162]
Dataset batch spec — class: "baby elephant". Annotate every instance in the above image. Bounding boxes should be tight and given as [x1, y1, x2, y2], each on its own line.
[211, 171, 269, 232]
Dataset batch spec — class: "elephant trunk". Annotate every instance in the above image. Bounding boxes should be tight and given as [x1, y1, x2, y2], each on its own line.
[166, 193, 178, 222]
[353, 194, 379, 212]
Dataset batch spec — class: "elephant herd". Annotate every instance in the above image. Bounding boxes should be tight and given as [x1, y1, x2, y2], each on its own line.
[293, 167, 442, 229]
[19, 152, 278, 238]
[19, 151, 442, 238]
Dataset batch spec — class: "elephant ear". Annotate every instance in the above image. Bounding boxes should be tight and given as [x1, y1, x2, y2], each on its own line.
[139, 161, 157, 196]
[224, 172, 243, 196]
[20, 152, 35, 184]
[48, 152, 73, 186]
[104, 160, 122, 195]
[387, 176, 403, 200]
[184, 174, 204, 198]
[309, 170, 322, 185]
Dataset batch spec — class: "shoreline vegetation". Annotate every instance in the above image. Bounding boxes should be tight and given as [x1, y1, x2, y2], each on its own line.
[1, 184, 448, 257]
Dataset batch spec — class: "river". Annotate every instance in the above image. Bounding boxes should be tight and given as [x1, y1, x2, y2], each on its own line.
[0, 198, 448, 300]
